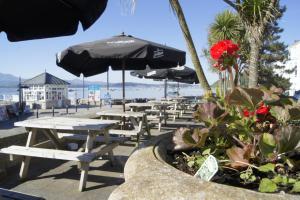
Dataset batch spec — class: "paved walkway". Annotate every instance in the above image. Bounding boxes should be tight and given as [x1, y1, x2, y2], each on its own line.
[0, 129, 166, 200]
[0, 105, 178, 200]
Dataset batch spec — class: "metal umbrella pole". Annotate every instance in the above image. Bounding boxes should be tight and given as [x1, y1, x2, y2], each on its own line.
[164, 79, 168, 99]
[107, 70, 109, 93]
[177, 82, 180, 96]
[122, 60, 126, 112]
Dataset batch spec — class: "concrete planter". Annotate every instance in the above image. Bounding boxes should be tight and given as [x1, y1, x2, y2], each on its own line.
[109, 133, 298, 200]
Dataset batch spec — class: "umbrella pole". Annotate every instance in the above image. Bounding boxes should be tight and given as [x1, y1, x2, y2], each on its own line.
[107, 70, 109, 93]
[122, 60, 126, 112]
[177, 82, 179, 96]
[164, 79, 168, 99]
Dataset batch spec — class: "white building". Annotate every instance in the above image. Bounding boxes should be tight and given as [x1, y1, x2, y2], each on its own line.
[277, 41, 300, 96]
[22, 72, 69, 109]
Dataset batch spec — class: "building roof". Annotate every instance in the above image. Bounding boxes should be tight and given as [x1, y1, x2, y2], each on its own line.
[23, 72, 69, 86]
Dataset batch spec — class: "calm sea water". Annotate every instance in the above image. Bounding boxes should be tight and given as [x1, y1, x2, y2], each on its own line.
[0, 85, 203, 101]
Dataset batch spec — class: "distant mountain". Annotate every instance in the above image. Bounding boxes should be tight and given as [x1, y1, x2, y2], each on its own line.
[0, 73, 161, 88]
[0, 73, 20, 87]
[68, 78, 160, 88]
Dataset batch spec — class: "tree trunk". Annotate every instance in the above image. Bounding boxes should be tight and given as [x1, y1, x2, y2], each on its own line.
[248, 28, 261, 88]
[169, 0, 211, 92]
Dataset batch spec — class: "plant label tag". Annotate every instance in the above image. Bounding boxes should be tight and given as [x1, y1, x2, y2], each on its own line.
[194, 155, 218, 181]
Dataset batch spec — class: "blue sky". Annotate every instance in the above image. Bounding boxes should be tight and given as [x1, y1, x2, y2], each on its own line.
[0, 0, 299, 84]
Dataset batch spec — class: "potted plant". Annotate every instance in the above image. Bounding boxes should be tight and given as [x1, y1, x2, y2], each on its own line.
[171, 40, 300, 194]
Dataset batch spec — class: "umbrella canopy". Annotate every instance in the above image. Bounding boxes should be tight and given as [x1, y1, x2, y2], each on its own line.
[131, 66, 198, 98]
[0, 0, 108, 41]
[56, 33, 186, 111]
[56, 34, 186, 77]
[131, 66, 199, 84]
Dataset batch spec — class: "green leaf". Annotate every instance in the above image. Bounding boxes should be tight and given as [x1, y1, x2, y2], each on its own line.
[288, 178, 297, 184]
[275, 125, 300, 153]
[262, 133, 276, 146]
[281, 176, 288, 185]
[195, 155, 208, 167]
[270, 106, 290, 123]
[226, 87, 264, 109]
[259, 178, 278, 193]
[202, 148, 211, 155]
[240, 169, 256, 183]
[258, 163, 275, 173]
[226, 87, 254, 109]
[259, 133, 276, 159]
[272, 175, 282, 184]
[288, 107, 300, 120]
[291, 181, 300, 193]
[182, 130, 197, 145]
[187, 160, 195, 168]
[193, 102, 225, 124]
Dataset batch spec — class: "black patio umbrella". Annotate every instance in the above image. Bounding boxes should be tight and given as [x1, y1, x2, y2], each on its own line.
[56, 33, 186, 111]
[131, 66, 198, 98]
[0, 0, 108, 41]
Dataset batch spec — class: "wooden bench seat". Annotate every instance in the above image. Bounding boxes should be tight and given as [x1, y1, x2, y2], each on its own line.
[57, 133, 128, 143]
[108, 129, 141, 136]
[0, 144, 119, 163]
[0, 145, 96, 163]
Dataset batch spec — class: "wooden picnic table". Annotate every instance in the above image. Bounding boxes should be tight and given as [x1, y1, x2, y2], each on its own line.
[126, 102, 155, 112]
[0, 117, 119, 192]
[96, 110, 151, 144]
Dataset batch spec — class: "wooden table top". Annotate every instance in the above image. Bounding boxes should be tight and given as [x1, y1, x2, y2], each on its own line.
[96, 110, 145, 118]
[14, 117, 118, 131]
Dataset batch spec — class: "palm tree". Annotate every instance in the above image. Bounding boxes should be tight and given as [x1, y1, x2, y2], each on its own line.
[223, 0, 279, 88]
[129, 0, 211, 92]
[208, 10, 243, 46]
[207, 10, 245, 94]
[169, 0, 211, 92]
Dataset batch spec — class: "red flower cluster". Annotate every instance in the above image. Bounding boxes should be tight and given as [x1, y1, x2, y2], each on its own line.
[210, 40, 239, 71]
[256, 103, 270, 115]
[210, 40, 239, 60]
[243, 103, 271, 118]
[243, 108, 254, 117]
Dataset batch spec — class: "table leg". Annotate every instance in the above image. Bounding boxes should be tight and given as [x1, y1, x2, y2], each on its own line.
[19, 128, 37, 179]
[143, 115, 151, 137]
[42, 129, 64, 150]
[163, 107, 167, 125]
[104, 129, 114, 166]
[79, 132, 95, 192]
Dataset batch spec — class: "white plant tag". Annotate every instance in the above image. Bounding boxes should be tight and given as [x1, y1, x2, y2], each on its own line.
[194, 155, 218, 181]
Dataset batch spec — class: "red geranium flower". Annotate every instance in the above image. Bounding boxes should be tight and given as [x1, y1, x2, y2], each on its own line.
[210, 40, 239, 61]
[243, 108, 254, 117]
[256, 103, 270, 115]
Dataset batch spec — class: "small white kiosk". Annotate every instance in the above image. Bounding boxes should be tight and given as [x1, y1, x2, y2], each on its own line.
[22, 72, 69, 109]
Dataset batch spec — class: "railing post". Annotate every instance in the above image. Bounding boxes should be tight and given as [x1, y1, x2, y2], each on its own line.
[66, 105, 69, 114]
[87, 101, 90, 110]
[36, 107, 39, 118]
[52, 106, 54, 117]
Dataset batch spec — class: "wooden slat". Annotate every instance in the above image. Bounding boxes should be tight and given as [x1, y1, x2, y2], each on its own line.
[0, 146, 96, 163]
[91, 142, 119, 159]
[57, 133, 128, 143]
[41, 129, 64, 150]
[96, 111, 145, 118]
[108, 129, 141, 136]
[14, 117, 118, 131]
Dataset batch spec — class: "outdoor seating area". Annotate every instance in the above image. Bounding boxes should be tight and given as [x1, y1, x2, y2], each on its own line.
[1, 0, 300, 199]
[0, 100, 199, 198]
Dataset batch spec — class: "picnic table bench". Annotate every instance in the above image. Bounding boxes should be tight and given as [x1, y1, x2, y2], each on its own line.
[96, 110, 151, 145]
[0, 117, 119, 192]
